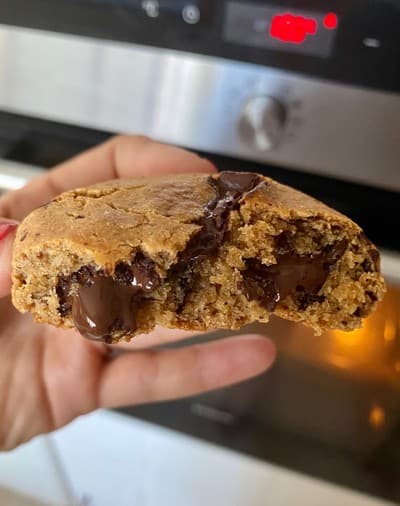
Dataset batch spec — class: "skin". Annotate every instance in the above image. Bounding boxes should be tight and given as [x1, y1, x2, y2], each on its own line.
[0, 135, 276, 451]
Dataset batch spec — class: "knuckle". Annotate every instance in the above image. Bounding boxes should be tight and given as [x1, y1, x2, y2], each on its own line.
[112, 134, 152, 147]
[190, 346, 213, 392]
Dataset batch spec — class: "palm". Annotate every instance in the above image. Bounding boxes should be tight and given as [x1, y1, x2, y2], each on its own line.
[0, 296, 106, 449]
[0, 135, 275, 451]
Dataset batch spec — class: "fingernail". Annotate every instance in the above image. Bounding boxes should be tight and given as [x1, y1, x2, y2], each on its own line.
[0, 220, 18, 241]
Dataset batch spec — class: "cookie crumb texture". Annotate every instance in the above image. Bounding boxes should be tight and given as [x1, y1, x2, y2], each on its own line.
[12, 172, 385, 343]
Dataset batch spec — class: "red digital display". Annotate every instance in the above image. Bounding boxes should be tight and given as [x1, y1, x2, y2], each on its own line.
[323, 12, 339, 30]
[270, 12, 338, 45]
[225, 3, 339, 58]
[270, 14, 316, 44]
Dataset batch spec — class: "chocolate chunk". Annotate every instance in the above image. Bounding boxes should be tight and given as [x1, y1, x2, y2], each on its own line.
[240, 260, 280, 311]
[359, 233, 380, 271]
[297, 292, 326, 311]
[211, 171, 262, 198]
[56, 276, 70, 299]
[173, 263, 198, 312]
[70, 266, 97, 286]
[113, 263, 134, 285]
[58, 301, 72, 317]
[20, 232, 27, 242]
[72, 276, 140, 341]
[242, 239, 349, 311]
[361, 258, 374, 273]
[323, 239, 349, 270]
[180, 172, 262, 263]
[56, 253, 160, 342]
[114, 253, 160, 292]
[369, 248, 380, 270]
[359, 245, 380, 273]
[366, 290, 378, 303]
[170, 172, 262, 311]
[275, 231, 294, 255]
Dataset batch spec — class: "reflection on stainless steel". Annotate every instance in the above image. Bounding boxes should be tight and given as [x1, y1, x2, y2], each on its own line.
[190, 403, 236, 425]
[0, 25, 399, 191]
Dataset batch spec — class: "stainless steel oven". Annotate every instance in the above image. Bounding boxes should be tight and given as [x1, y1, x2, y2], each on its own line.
[0, 0, 399, 502]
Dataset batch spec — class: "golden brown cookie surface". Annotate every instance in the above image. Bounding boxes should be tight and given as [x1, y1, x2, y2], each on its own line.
[12, 172, 385, 342]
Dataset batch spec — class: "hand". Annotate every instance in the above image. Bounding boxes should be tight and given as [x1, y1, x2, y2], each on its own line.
[0, 135, 275, 451]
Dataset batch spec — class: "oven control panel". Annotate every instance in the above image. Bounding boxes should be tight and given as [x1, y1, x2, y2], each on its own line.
[0, 23, 398, 193]
[224, 2, 339, 58]
[0, 0, 399, 92]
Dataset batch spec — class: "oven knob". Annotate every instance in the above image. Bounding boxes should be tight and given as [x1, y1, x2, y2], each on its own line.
[238, 96, 287, 150]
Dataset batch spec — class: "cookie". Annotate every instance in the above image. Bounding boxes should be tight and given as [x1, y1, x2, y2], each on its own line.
[12, 172, 385, 343]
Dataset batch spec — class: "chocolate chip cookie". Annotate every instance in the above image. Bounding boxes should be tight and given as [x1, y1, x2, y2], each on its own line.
[12, 172, 385, 343]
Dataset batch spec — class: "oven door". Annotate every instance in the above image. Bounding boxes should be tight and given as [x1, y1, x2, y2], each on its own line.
[120, 276, 400, 503]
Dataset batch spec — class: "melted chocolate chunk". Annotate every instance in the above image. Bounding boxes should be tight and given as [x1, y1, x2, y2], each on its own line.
[297, 292, 326, 311]
[180, 172, 262, 263]
[56, 254, 160, 342]
[71, 265, 97, 286]
[72, 276, 140, 341]
[369, 248, 380, 270]
[366, 290, 378, 303]
[58, 301, 72, 317]
[323, 239, 349, 270]
[361, 258, 374, 273]
[353, 307, 363, 318]
[242, 239, 349, 311]
[239, 260, 279, 311]
[171, 172, 262, 311]
[275, 231, 294, 255]
[358, 233, 380, 271]
[114, 253, 160, 292]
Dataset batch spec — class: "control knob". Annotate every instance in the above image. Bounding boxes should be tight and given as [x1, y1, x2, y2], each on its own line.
[238, 96, 287, 151]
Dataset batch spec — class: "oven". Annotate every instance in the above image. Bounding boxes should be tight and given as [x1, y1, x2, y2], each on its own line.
[0, 0, 399, 502]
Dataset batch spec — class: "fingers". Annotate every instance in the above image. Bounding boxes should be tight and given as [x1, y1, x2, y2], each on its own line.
[98, 335, 276, 409]
[0, 220, 18, 298]
[0, 135, 217, 220]
[112, 327, 204, 351]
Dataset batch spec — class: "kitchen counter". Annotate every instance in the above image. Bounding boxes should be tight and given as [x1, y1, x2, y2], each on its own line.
[1, 410, 397, 506]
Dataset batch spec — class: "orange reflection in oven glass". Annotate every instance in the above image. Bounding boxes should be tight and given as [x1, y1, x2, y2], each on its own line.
[333, 327, 365, 349]
[255, 282, 400, 383]
[369, 405, 386, 430]
[326, 354, 352, 370]
[329, 284, 400, 378]
[384, 320, 396, 343]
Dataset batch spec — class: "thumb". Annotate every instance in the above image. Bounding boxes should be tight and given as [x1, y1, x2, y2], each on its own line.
[0, 219, 19, 297]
